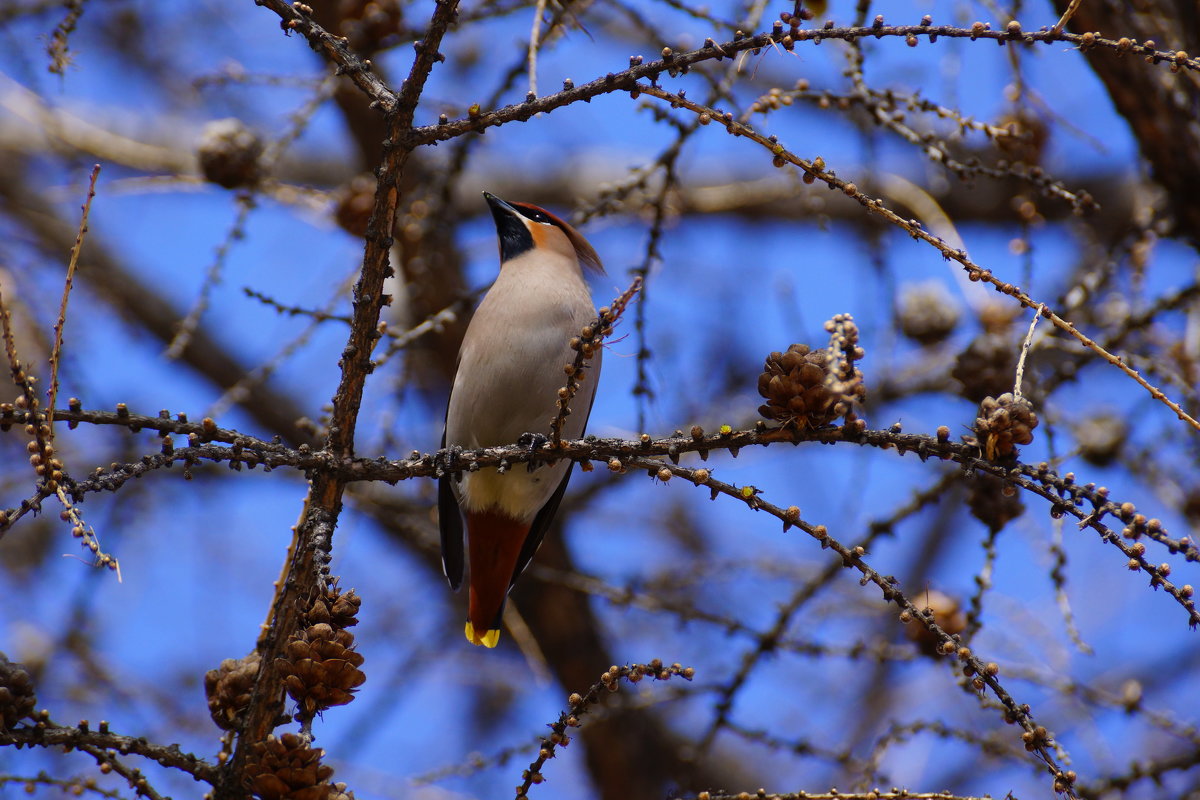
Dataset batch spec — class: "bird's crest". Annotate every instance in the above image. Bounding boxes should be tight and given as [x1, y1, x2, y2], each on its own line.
[512, 201, 605, 274]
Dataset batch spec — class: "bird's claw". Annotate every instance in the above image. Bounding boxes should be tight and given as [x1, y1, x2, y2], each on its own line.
[518, 432, 549, 472]
[435, 445, 464, 478]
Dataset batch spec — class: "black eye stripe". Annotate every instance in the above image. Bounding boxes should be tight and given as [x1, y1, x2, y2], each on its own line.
[517, 207, 551, 224]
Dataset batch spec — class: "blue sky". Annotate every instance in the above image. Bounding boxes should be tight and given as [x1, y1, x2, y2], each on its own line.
[1, 2, 1197, 799]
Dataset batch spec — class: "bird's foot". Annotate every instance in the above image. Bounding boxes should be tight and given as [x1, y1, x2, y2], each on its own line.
[518, 432, 549, 472]
[435, 444, 464, 478]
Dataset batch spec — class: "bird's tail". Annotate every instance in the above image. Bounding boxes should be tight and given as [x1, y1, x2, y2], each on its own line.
[464, 510, 529, 647]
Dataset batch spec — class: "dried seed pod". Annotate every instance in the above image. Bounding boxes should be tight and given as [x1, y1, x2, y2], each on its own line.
[204, 651, 261, 731]
[0, 653, 36, 730]
[974, 393, 1038, 459]
[244, 732, 336, 800]
[952, 334, 1018, 403]
[756, 343, 863, 429]
[197, 118, 263, 189]
[967, 472, 1025, 533]
[897, 281, 961, 345]
[905, 590, 967, 656]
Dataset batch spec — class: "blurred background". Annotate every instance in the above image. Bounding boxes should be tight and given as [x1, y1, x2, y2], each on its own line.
[0, 0, 1198, 798]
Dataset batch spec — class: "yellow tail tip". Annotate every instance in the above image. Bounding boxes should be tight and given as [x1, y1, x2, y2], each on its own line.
[464, 621, 501, 648]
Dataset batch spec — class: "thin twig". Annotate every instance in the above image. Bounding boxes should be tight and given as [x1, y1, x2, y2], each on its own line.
[516, 661, 693, 798]
[549, 276, 641, 446]
[1051, 0, 1084, 35]
[1014, 303, 1044, 399]
[409, 24, 1200, 148]
[48, 163, 100, 437]
[639, 84, 1200, 435]
[0, 719, 218, 784]
[527, 0, 547, 99]
[618, 452, 1080, 797]
[165, 194, 253, 359]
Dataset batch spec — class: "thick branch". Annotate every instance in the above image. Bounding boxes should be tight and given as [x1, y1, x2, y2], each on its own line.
[221, 1, 460, 795]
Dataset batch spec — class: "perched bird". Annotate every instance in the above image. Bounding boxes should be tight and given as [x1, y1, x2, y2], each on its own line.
[439, 191, 604, 648]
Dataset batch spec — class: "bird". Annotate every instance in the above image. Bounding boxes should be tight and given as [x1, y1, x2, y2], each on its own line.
[439, 191, 604, 648]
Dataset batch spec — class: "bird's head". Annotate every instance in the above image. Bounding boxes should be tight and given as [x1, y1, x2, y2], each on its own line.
[483, 191, 604, 274]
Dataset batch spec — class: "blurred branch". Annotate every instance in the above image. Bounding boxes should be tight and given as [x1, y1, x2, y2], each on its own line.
[698, 472, 960, 752]
[672, 792, 997, 800]
[0, 157, 320, 447]
[46, 163, 98, 438]
[515, 660, 694, 798]
[638, 83, 1200, 435]
[1053, 0, 1200, 246]
[618, 452, 1079, 795]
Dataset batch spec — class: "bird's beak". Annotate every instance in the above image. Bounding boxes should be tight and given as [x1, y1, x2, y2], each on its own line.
[482, 191, 517, 216]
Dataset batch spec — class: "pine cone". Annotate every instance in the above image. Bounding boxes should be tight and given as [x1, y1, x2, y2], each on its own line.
[276, 623, 366, 719]
[996, 110, 1049, 168]
[1076, 413, 1127, 467]
[328, 591, 361, 629]
[197, 118, 263, 189]
[245, 733, 335, 800]
[967, 472, 1025, 533]
[905, 590, 967, 656]
[978, 302, 1020, 335]
[952, 334, 1017, 403]
[897, 282, 960, 346]
[974, 393, 1038, 460]
[205, 652, 260, 731]
[303, 583, 361, 630]
[1183, 489, 1200, 526]
[338, 0, 404, 52]
[0, 653, 36, 730]
[757, 343, 860, 429]
[333, 175, 376, 239]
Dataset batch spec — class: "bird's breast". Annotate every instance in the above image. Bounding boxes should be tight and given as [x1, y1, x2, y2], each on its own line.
[446, 272, 597, 449]
[444, 266, 600, 518]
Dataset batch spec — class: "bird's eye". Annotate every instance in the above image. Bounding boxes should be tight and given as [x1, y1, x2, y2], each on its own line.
[518, 206, 551, 224]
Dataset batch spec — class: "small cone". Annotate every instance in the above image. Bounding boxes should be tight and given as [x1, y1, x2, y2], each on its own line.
[974, 393, 1038, 460]
[0, 653, 36, 731]
[244, 733, 336, 800]
[204, 651, 260, 731]
[953, 334, 1018, 403]
[756, 343, 863, 429]
[905, 590, 967, 656]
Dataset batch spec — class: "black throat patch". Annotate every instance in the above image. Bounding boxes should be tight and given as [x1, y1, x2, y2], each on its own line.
[489, 204, 534, 263]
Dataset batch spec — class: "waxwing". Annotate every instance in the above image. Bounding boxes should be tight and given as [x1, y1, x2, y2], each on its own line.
[439, 191, 604, 647]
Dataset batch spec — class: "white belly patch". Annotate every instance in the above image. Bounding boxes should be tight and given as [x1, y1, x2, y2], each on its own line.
[456, 461, 569, 523]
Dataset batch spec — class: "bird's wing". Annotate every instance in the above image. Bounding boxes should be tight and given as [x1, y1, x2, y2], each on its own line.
[438, 427, 464, 591]
[507, 355, 602, 589]
[508, 464, 572, 590]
